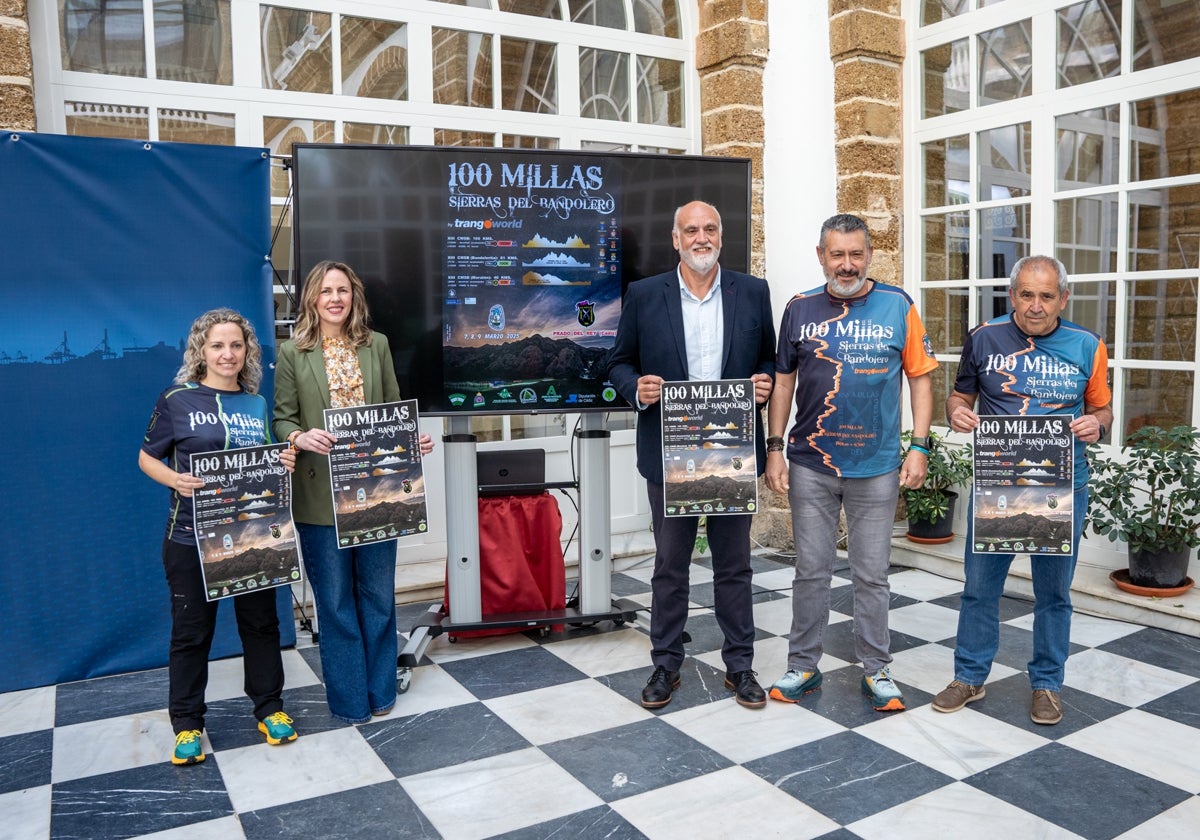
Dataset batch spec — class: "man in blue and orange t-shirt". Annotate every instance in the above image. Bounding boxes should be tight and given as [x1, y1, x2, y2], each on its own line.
[765, 213, 938, 712]
[932, 255, 1112, 726]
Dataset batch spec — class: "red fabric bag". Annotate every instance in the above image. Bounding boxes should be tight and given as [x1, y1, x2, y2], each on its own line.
[442, 493, 566, 638]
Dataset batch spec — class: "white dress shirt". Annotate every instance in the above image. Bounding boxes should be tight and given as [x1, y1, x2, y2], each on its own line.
[679, 266, 724, 381]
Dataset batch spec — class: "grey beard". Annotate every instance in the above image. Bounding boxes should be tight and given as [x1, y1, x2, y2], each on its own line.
[829, 273, 868, 297]
[681, 248, 719, 274]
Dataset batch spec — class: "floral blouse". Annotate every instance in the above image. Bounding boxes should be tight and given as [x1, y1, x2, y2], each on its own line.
[322, 336, 364, 409]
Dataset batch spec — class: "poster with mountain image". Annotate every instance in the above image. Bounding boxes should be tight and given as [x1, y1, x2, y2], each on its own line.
[191, 443, 300, 602]
[439, 154, 622, 413]
[972, 414, 1074, 555]
[324, 400, 427, 548]
[661, 379, 758, 517]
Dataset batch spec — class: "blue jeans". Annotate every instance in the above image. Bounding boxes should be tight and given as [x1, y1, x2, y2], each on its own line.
[786, 465, 899, 675]
[953, 483, 1088, 691]
[297, 524, 398, 723]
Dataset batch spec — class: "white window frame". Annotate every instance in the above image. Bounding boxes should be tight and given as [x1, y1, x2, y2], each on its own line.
[905, 0, 1200, 444]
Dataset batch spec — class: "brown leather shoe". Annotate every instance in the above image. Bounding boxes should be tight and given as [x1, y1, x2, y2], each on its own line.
[1031, 689, 1063, 725]
[932, 680, 986, 713]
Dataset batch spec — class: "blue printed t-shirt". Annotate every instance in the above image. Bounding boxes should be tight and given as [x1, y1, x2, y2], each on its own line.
[954, 314, 1111, 488]
[142, 382, 273, 544]
[776, 280, 939, 478]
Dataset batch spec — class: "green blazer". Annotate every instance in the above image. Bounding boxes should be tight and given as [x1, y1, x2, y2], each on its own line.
[273, 332, 401, 525]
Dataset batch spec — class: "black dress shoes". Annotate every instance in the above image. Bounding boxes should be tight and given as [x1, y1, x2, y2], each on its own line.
[641, 666, 681, 708]
[725, 670, 767, 709]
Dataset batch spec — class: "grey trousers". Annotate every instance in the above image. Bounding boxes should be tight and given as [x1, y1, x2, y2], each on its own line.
[785, 463, 899, 675]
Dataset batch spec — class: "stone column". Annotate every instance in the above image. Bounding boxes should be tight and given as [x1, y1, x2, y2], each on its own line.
[694, 2, 781, 549]
[695, 0, 768, 277]
[751, 2, 908, 553]
[829, 0, 904, 286]
[0, 0, 34, 130]
[830, 1, 908, 533]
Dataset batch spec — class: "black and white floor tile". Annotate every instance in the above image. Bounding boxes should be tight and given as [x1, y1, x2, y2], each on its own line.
[4, 554, 1200, 839]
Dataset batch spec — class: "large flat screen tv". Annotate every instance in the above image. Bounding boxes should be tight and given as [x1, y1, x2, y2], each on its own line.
[292, 145, 750, 416]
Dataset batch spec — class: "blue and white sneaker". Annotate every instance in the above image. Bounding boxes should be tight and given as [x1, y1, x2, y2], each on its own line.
[768, 668, 822, 703]
[861, 667, 906, 711]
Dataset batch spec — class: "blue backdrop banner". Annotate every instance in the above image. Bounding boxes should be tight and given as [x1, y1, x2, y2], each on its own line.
[0, 133, 291, 693]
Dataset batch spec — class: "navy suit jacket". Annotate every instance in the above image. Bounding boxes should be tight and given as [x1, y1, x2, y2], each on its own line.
[606, 268, 776, 485]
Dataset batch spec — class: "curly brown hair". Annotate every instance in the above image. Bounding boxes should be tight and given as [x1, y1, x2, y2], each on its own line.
[291, 260, 374, 351]
[174, 309, 263, 393]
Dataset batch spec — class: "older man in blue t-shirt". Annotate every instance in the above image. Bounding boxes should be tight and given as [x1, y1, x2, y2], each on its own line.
[932, 255, 1112, 726]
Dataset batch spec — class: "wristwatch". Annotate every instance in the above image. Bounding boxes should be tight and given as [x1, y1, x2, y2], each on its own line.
[766, 435, 785, 452]
[908, 435, 931, 451]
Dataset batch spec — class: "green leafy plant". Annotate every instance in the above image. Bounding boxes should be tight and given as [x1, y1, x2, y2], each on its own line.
[694, 515, 709, 556]
[902, 430, 973, 525]
[1086, 425, 1200, 554]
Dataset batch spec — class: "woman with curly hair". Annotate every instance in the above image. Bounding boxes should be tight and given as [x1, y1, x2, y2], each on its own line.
[139, 308, 298, 765]
[274, 261, 434, 723]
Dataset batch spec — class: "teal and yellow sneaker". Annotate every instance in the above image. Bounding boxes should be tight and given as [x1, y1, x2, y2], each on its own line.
[768, 668, 823, 703]
[862, 667, 906, 711]
[258, 711, 298, 745]
[172, 729, 205, 765]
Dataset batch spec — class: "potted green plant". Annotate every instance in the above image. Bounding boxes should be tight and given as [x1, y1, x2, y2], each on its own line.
[902, 430, 973, 543]
[1086, 424, 1200, 592]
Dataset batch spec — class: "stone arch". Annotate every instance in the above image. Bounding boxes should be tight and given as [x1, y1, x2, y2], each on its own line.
[358, 46, 409, 100]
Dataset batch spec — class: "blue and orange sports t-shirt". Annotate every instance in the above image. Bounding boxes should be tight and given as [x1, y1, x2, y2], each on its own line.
[954, 314, 1110, 487]
[776, 281, 939, 478]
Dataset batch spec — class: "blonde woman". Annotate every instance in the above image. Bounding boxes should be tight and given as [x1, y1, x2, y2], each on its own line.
[139, 309, 298, 765]
[274, 261, 434, 723]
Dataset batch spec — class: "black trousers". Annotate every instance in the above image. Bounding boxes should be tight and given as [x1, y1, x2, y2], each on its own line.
[646, 481, 756, 673]
[161, 539, 285, 733]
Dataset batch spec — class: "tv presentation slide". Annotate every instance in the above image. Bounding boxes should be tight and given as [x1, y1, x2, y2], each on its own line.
[440, 156, 623, 412]
[190, 443, 301, 602]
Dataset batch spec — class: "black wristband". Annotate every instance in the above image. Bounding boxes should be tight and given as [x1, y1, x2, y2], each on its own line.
[909, 435, 931, 450]
[766, 435, 785, 452]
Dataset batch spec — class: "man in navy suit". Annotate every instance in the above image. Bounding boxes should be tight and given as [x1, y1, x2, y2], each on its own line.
[607, 200, 776, 709]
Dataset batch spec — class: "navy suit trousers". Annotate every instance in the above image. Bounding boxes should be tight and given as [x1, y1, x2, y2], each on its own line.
[646, 481, 756, 673]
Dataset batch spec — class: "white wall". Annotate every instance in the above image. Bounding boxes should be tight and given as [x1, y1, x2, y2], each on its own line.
[763, 2, 838, 319]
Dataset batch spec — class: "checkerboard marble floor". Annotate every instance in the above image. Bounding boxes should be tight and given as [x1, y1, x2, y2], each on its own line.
[5, 553, 1200, 839]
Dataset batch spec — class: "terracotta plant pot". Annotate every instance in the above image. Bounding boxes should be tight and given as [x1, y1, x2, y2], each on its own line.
[1109, 569, 1194, 597]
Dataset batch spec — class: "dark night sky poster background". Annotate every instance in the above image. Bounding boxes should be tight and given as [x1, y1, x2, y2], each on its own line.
[0, 133, 283, 691]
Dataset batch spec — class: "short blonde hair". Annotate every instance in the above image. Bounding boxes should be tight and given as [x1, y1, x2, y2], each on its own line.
[175, 308, 263, 393]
